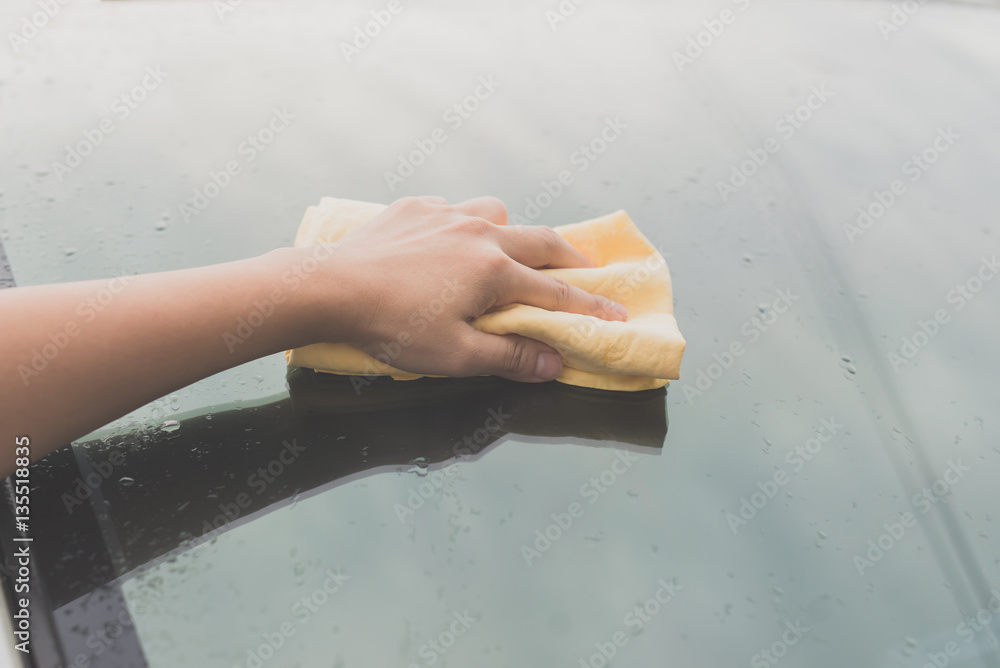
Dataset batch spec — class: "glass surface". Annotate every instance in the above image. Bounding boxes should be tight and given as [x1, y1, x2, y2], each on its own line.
[2, 1, 1000, 666]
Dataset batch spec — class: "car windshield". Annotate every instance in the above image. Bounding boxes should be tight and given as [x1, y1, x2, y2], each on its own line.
[2, 1, 999, 667]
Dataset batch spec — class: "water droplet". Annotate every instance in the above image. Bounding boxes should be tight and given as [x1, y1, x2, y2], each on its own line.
[160, 420, 180, 433]
[119, 476, 135, 486]
[410, 456, 428, 468]
[743, 254, 753, 263]
[64, 248, 77, 257]
[817, 531, 827, 539]
[905, 636, 917, 647]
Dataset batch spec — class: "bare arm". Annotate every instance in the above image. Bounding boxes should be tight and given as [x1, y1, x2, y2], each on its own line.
[0, 196, 626, 476]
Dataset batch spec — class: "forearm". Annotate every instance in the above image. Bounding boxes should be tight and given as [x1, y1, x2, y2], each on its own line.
[0, 196, 625, 477]
[0, 247, 328, 474]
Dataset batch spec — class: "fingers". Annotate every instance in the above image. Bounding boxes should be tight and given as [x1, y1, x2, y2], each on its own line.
[495, 225, 594, 269]
[504, 264, 628, 322]
[459, 330, 564, 382]
[449, 196, 508, 226]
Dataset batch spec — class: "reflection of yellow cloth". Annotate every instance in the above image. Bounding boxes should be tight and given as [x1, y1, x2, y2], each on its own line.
[286, 198, 686, 391]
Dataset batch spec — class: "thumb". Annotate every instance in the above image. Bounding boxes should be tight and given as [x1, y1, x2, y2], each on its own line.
[463, 331, 564, 383]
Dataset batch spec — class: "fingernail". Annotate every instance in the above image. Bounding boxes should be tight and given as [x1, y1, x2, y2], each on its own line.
[534, 352, 562, 381]
[611, 302, 629, 321]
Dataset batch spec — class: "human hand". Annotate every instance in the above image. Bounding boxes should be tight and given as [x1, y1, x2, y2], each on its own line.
[298, 196, 628, 383]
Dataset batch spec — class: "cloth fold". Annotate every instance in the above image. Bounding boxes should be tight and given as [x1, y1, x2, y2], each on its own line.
[286, 198, 685, 391]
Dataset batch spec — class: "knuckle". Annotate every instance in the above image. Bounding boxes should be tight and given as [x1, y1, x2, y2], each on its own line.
[503, 341, 536, 375]
[391, 196, 422, 214]
[536, 225, 561, 249]
[482, 249, 513, 274]
[550, 277, 573, 306]
[453, 216, 493, 237]
[480, 196, 508, 222]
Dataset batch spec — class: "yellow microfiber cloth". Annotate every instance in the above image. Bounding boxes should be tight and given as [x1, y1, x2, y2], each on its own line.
[285, 198, 685, 391]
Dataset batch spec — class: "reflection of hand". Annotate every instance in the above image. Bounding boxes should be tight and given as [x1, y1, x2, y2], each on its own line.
[298, 196, 628, 383]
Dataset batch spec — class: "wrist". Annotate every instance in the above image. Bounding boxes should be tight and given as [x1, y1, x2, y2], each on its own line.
[259, 245, 363, 350]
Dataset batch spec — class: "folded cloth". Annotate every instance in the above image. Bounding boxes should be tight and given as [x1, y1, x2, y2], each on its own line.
[286, 198, 686, 391]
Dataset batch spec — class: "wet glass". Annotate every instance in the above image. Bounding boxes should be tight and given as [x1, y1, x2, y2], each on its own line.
[2, 1, 999, 667]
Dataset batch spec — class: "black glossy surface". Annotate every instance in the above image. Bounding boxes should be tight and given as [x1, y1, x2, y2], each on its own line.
[2, 1, 1000, 667]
